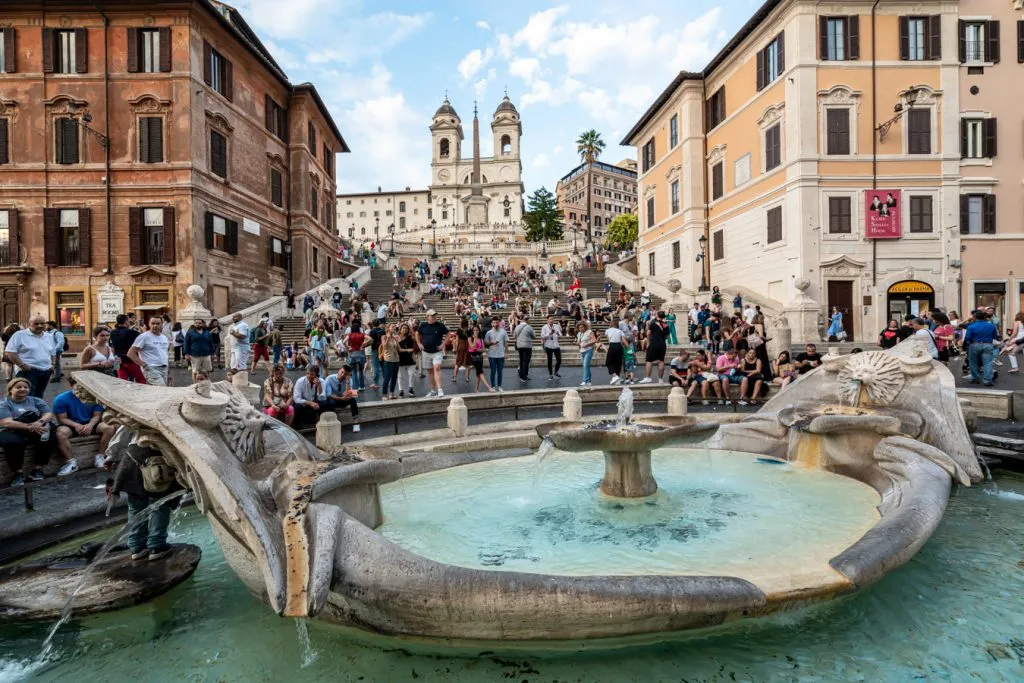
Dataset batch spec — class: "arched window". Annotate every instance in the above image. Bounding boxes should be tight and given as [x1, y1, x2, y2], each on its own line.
[361, 227, 365, 235]
[501, 134, 512, 155]
[399, 217, 406, 229]
[439, 138, 450, 158]
[399, 201, 406, 212]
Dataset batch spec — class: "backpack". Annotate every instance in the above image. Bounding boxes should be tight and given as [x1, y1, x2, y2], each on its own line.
[62, 335, 69, 352]
[248, 326, 259, 344]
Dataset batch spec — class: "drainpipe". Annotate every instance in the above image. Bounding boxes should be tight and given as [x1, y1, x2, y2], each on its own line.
[871, 0, 880, 288]
[701, 77, 711, 293]
[285, 90, 294, 292]
[96, 5, 112, 275]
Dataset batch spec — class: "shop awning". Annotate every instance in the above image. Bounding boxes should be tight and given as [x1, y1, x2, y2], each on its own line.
[134, 304, 168, 310]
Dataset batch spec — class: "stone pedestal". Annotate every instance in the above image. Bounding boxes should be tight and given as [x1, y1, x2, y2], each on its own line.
[447, 397, 468, 437]
[231, 371, 261, 408]
[317, 412, 342, 449]
[783, 278, 822, 345]
[563, 390, 583, 420]
[602, 451, 657, 498]
[178, 284, 214, 331]
[767, 313, 792, 362]
[667, 387, 688, 416]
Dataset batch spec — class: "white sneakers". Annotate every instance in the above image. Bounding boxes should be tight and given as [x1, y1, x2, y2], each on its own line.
[437, 388, 445, 397]
[352, 424, 361, 433]
[58, 460, 79, 476]
[93, 454, 106, 469]
[426, 390, 438, 398]
[610, 375, 621, 385]
[639, 377, 653, 384]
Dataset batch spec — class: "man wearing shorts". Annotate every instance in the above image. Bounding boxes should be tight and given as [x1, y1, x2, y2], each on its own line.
[53, 376, 117, 470]
[715, 348, 743, 402]
[416, 310, 448, 398]
[128, 317, 171, 386]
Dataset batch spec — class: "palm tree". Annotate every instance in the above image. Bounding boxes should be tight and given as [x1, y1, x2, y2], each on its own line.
[575, 130, 606, 246]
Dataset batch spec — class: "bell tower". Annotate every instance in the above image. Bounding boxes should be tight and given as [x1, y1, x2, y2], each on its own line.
[491, 94, 521, 160]
[430, 97, 463, 167]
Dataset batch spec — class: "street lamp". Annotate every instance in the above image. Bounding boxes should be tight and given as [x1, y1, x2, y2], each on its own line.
[283, 240, 293, 290]
[70, 110, 110, 148]
[572, 220, 580, 255]
[503, 196, 511, 223]
[540, 219, 548, 258]
[374, 216, 380, 245]
[696, 234, 709, 292]
[388, 222, 396, 257]
[876, 86, 923, 141]
[430, 219, 438, 258]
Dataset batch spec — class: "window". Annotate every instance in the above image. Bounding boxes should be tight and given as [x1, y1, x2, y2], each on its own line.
[43, 208, 89, 267]
[128, 28, 169, 73]
[399, 216, 406, 229]
[670, 180, 680, 214]
[55, 292, 86, 337]
[57, 29, 80, 73]
[1019, 20, 1024, 63]
[713, 230, 724, 261]
[439, 138, 450, 158]
[323, 144, 333, 176]
[143, 208, 166, 264]
[308, 121, 317, 149]
[672, 241, 681, 269]
[311, 187, 318, 222]
[960, 20, 999, 64]
[359, 211, 366, 218]
[756, 32, 785, 90]
[706, 87, 726, 129]
[1, 29, 16, 73]
[766, 206, 783, 244]
[642, 138, 655, 172]
[907, 109, 931, 154]
[909, 196, 933, 233]
[270, 168, 283, 207]
[711, 162, 724, 200]
[312, 246, 320, 273]
[594, 216, 602, 228]
[828, 197, 852, 234]
[900, 16, 941, 61]
[961, 118, 997, 159]
[594, 188, 602, 195]
[764, 123, 781, 171]
[399, 201, 406, 212]
[0, 118, 9, 165]
[0, 209, 15, 265]
[669, 114, 679, 148]
[442, 210, 448, 220]
[960, 194, 996, 234]
[269, 237, 286, 269]
[55, 118, 79, 164]
[646, 196, 655, 228]
[138, 117, 163, 163]
[501, 134, 512, 155]
[648, 253, 656, 277]
[385, 209, 392, 216]
[427, 208, 432, 219]
[210, 130, 227, 178]
[205, 212, 238, 254]
[825, 109, 850, 155]
[373, 210, 379, 217]
[203, 42, 232, 100]
[820, 16, 859, 61]
[265, 96, 287, 141]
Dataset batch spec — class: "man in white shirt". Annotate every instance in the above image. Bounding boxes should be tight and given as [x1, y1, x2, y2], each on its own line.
[292, 366, 325, 426]
[742, 304, 757, 325]
[128, 317, 171, 385]
[228, 313, 250, 371]
[912, 318, 939, 359]
[541, 316, 563, 380]
[377, 302, 389, 321]
[4, 315, 57, 398]
[640, 287, 651, 308]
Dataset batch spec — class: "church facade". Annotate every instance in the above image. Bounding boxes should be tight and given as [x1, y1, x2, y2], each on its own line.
[337, 95, 526, 246]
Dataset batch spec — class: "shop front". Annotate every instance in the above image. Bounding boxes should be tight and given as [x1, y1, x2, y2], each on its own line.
[887, 280, 935, 323]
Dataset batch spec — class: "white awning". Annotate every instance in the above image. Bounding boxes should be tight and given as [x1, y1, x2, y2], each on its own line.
[134, 304, 168, 311]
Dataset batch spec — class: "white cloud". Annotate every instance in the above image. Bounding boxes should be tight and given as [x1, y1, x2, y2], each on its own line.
[302, 11, 431, 64]
[457, 47, 494, 81]
[475, 20, 491, 30]
[235, 0, 339, 40]
[513, 6, 569, 53]
[531, 153, 550, 168]
[337, 91, 429, 192]
[508, 57, 542, 85]
[521, 80, 554, 108]
[496, 33, 514, 60]
[474, 78, 489, 99]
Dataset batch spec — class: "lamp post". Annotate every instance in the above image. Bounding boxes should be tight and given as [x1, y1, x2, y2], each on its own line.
[388, 223, 395, 257]
[572, 220, 580, 255]
[374, 216, 380, 247]
[503, 196, 511, 223]
[283, 240, 293, 291]
[875, 86, 922, 141]
[430, 219, 438, 258]
[697, 234, 709, 292]
[541, 219, 548, 258]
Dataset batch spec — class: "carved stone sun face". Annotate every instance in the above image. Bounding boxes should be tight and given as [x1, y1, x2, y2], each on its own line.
[838, 351, 906, 406]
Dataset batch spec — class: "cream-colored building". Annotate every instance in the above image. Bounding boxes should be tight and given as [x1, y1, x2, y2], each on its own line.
[337, 95, 526, 246]
[555, 159, 638, 244]
[623, 0, 965, 343]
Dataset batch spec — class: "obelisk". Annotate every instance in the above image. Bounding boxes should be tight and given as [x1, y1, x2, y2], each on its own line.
[465, 101, 488, 225]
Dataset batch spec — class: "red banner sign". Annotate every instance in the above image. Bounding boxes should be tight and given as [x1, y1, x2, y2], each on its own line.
[864, 189, 901, 239]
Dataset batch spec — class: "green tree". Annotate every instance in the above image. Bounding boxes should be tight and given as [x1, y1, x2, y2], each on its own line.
[523, 186, 563, 241]
[575, 129, 606, 164]
[604, 214, 638, 249]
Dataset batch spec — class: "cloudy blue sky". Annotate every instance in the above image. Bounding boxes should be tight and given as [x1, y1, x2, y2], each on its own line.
[233, 0, 762, 195]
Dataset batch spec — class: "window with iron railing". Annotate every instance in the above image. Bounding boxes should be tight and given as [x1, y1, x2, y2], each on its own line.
[143, 208, 164, 264]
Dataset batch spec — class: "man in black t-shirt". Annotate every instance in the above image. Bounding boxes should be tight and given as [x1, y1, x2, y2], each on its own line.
[416, 310, 449, 398]
[794, 343, 823, 375]
[896, 316, 915, 341]
[109, 314, 144, 382]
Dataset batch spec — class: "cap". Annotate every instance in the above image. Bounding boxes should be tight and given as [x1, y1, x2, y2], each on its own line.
[426, 309, 437, 316]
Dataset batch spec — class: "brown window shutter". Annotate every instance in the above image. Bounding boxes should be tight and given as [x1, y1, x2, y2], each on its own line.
[1018, 21, 1024, 63]
[42, 28, 54, 73]
[959, 195, 969, 234]
[162, 206, 175, 265]
[849, 16, 860, 60]
[960, 118, 968, 158]
[984, 195, 997, 234]
[44, 208, 59, 265]
[148, 117, 163, 162]
[158, 27, 171, 72]
[204, 212, 214, 248]
[265, 94, 273, 131]
[7, 208, 19, 263]
[819, 16, 828, 60]
[127, 27, 139, 72]
[74, 28, 87, 73]
[279, 109, 288, 142]
[271, 168, 282, 206]
[139, 117, 150, 162]
[0, 118, 8, 164]
[983, 118, 997, 158]
[986, 20, 1000, 63]
[777, 31, 785, 72]
[203, 40, 212, 84]
[899, 16, 910, 60]
[78, 208, 92, 266]
[958, 20, 966, 63]
[223, 59, 233, 101]
[928, 15, 941, 60]
[128, 206, 143, 265]
[755, 49, 765, 90]
[3, 29, 15, 73]
[227, 219, 238, 255]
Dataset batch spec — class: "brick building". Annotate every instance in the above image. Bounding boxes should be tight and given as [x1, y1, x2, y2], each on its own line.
[554, 159, 638, 245]
[0, 0, 348, 349]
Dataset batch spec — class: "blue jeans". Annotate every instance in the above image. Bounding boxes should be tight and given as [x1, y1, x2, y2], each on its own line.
[349, 351, 366, 389]
[371, 354, 383, 386]
[581, 347, 595, 384]
[968, 343, 996, 384]
[16, 367, 52, 399]
[127, 494, 172, 553]
[382, 360, 399, 394]
[489, 356, 505, 388]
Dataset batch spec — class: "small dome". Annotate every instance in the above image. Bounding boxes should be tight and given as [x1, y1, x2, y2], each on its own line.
[434, 98, 459, 119]
[494, 95, 518, 117]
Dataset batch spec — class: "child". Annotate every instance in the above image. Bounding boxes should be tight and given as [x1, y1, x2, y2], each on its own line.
[623, 343, 637, 385]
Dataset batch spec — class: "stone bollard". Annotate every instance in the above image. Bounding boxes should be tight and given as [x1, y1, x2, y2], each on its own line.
[563, 389, 583, 420]
[447, 397, 468, 437]
[667, 386, 688, 416]
[231, 370, 261, 407]
[317, 412, 342, 449]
